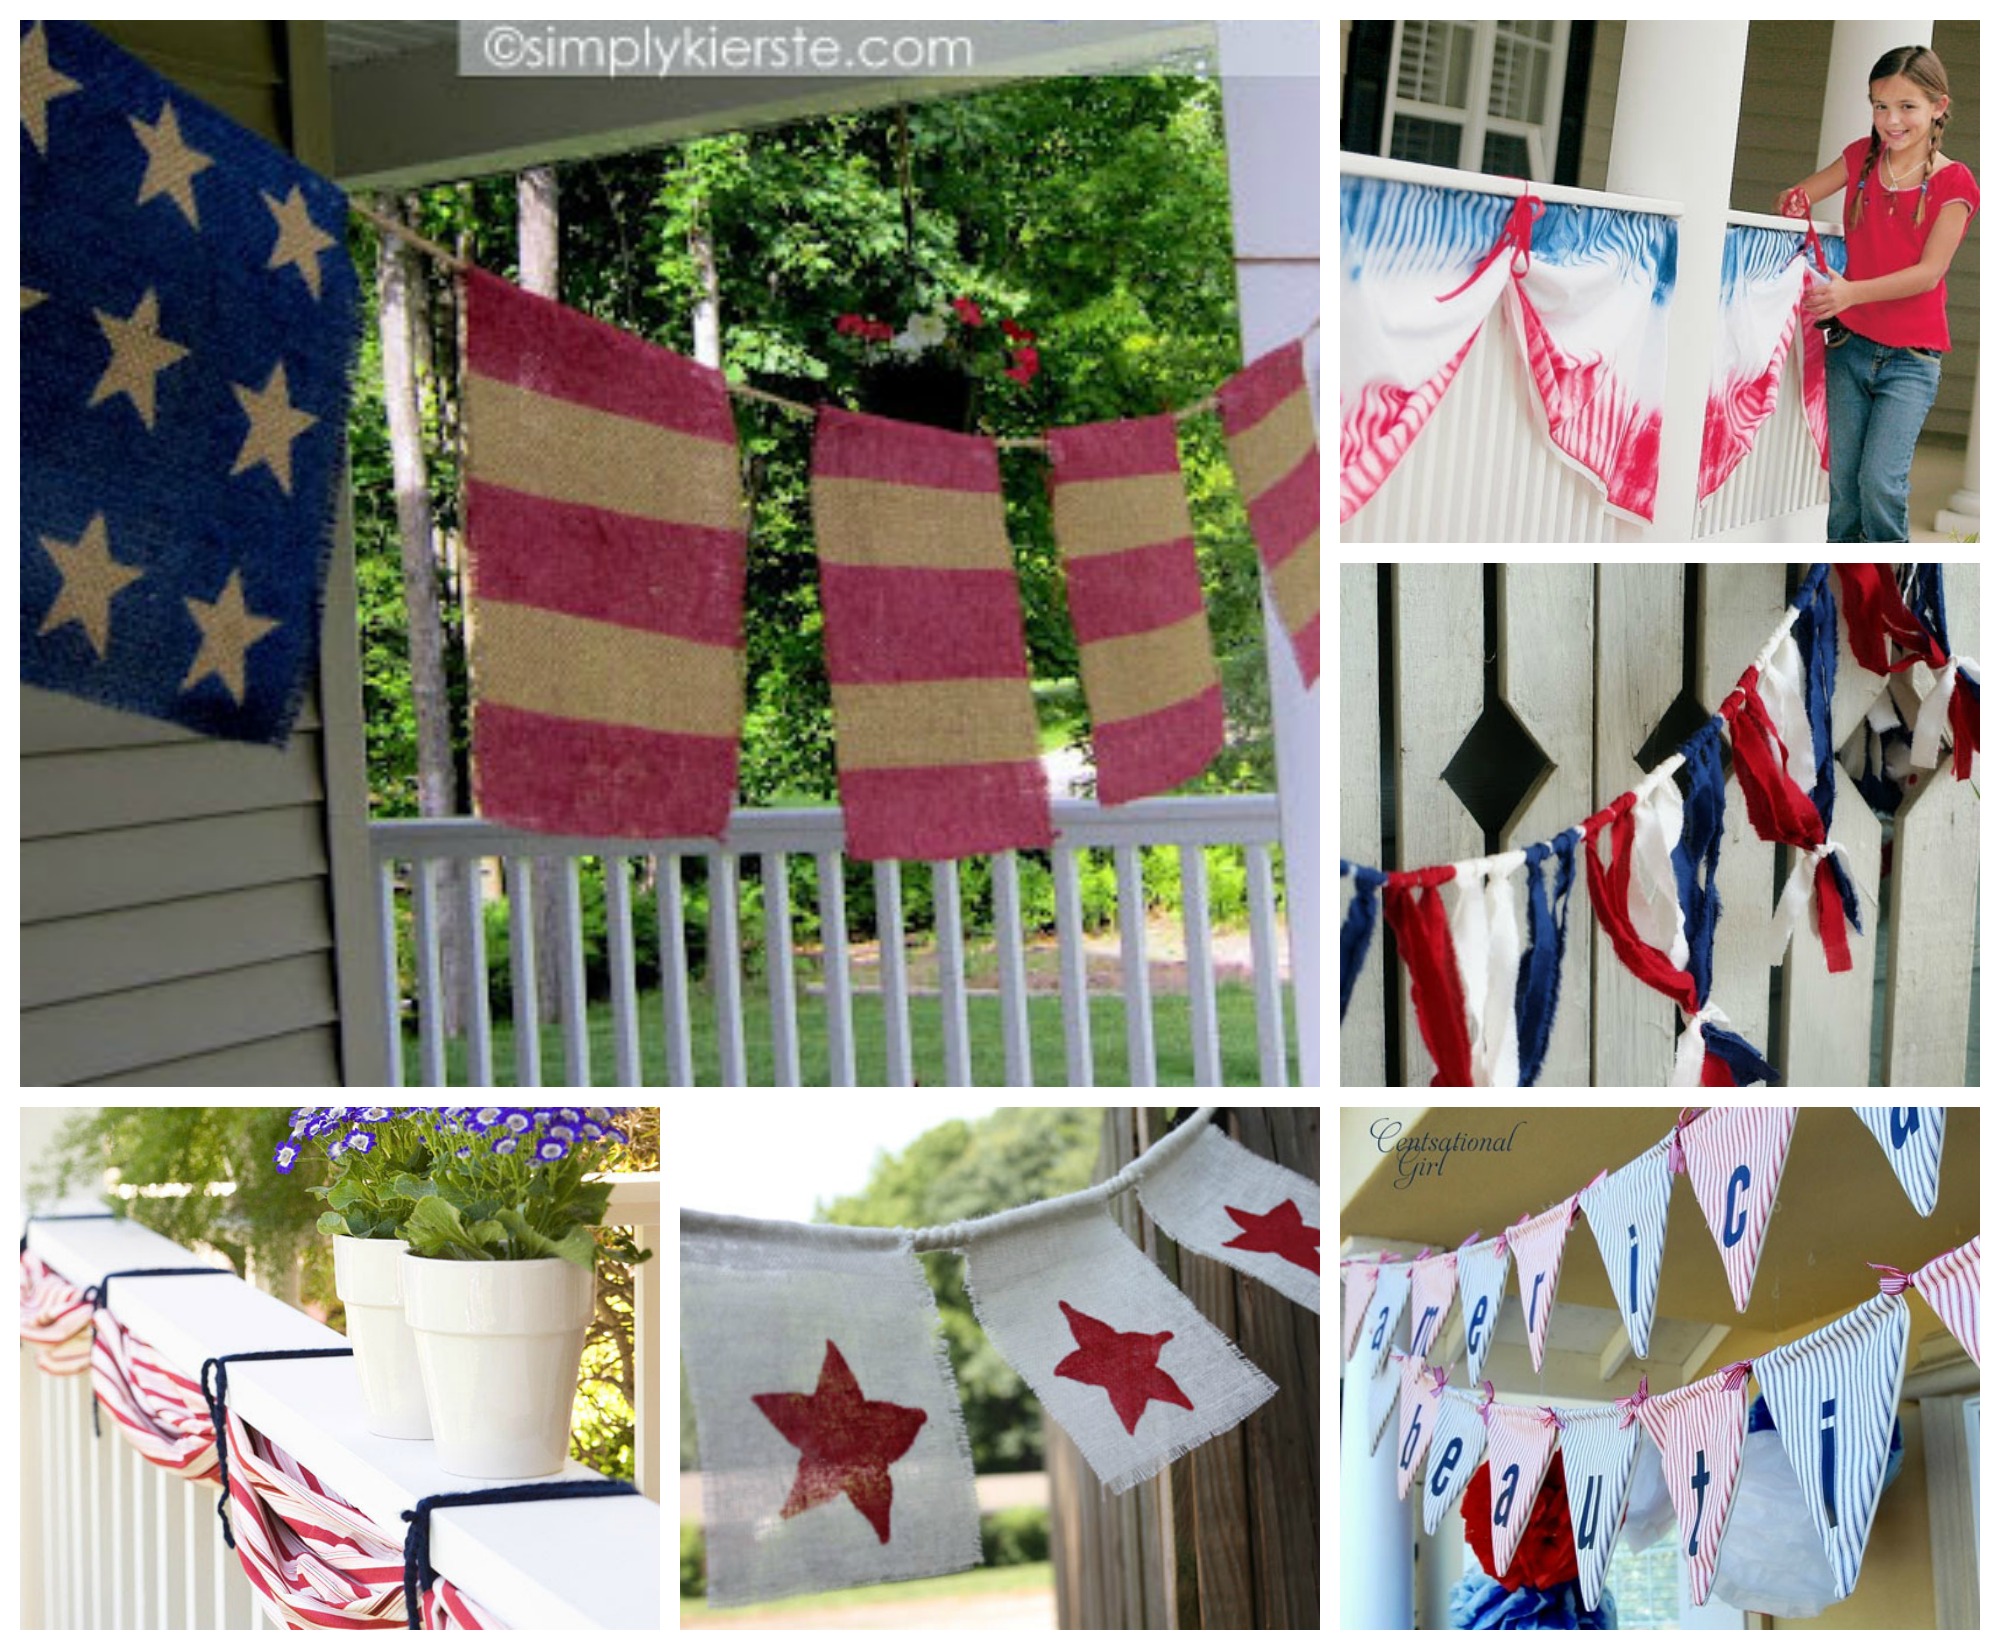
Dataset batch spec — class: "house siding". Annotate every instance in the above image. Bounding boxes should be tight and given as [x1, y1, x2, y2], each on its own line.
[21, 22, 372, 1085]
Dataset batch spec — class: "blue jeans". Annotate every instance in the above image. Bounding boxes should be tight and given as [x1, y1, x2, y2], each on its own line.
[1823, 325, 1942, 542]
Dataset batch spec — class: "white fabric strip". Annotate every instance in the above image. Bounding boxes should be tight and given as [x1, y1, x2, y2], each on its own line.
[1134, 1121, 1320, 1313]
[958, 1201, 1276, 1494]
[1448, 862, 1523, 1088]
[1758, 631, 1819, 797]
[1768, 841, 1855, 965]
[1671, 1002, 1729, 1087]
[1907, 656, 1960, 770]
[1627, 781, 1691, 970]
[681, 1213, 981, 1606]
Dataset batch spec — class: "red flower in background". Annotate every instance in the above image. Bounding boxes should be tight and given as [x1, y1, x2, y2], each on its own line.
[952, 296, 984, 327]
[1004, 343, 1041, 384]
[1001, 318, 1036, 343]
[1459, 1449, 1578, 1591]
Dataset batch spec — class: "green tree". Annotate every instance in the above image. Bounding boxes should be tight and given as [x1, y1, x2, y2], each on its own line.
[816, 1107, 1102, 1471]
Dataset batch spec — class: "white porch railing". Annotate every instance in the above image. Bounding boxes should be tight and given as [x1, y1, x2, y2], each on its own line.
[370, 796, 1292, 1088]
[21, 1194, 660, 1630]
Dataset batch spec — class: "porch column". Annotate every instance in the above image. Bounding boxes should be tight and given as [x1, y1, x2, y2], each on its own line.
[1218, 20, 1320, 1083]
[1818, 21, 1933, 172]
[1340, 1340, 1413, 1627]
[1935, 361, 1979, 536]
[1606, 23, 1749, 540]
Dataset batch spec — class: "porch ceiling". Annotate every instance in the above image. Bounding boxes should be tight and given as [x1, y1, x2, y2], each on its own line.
[326, 20, 1217, 189]
[1341, 1105, 1979, 1338]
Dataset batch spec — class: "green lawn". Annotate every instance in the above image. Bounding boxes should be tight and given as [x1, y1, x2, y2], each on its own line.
[680, 1560, 1053, 1619]
[405, 980, 1297, 1086]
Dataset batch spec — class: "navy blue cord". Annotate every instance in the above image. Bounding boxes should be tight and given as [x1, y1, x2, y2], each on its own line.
[20, 1211, 118, 1255]
[82, 1267, 234, 1437]
[401, 1480, 640, 1628]
[199, 1347, 357, 1550]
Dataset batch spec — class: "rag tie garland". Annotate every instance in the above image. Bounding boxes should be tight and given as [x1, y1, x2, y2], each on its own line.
[1340, 562, 1976, 1086]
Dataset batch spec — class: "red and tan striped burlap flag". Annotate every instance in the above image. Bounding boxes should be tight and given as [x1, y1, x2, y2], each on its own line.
[1216, 340, 1319, 689]
[1048, 416, 1223, 804]
[464, 269, 747, 839]
[811, 407, 1052, 859]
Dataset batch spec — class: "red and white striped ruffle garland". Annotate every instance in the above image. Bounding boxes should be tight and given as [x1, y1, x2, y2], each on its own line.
[16, 1252, 503, 1630]
[1340, 563, 1978, 1087]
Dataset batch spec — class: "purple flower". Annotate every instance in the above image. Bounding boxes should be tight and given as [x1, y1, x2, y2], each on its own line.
[492, 1136, 520, 1156]
[341, 1128, 376, 1155]
[535, 1139, 569, 1162]
[501, 1110, 534, 1135]
[273, 1141, 301, 1174]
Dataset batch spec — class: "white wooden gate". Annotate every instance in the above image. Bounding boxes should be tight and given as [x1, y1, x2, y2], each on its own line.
[1339, 563, 1979, 1086]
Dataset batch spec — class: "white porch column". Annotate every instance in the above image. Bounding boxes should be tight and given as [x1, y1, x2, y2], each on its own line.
[1818, 21, 1933, 172]
[1936, 360, 1979, 535]
[1340, 1340, 1413, 1627]
[1218, 21, 1319, 1083]
[1606, 23, 1749, 540]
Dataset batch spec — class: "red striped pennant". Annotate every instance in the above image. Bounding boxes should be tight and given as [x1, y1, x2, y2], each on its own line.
[1679, 1106, 1797, 1312]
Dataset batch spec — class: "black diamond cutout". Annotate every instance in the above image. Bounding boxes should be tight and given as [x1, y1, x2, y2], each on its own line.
[1442, 698, 1553, 850]
[1634, 685, 1713, 777]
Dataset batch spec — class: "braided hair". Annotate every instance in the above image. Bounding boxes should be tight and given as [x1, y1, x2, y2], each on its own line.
[1850, 44, 1952, 228]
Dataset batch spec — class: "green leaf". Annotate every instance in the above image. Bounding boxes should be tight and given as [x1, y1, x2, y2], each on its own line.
[402, 1194, 508, 1260]
[492, 1209, 597, 1269]
[390, 1174, 437, 1204]
[327, 1177, 364, 1210]
[316, 1210, 347, 1235]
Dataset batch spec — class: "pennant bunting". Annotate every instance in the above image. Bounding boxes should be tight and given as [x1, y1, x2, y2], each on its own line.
[1395, 1357, 1446, 1502]
[1513, 833, 1579, 1087]
[1556, 1402, 1643, 1612]
[1135, 1121, 1320, 1313]
[1911, 1236, 1979, 1366]
[1504, 1199, 1577, 1372]
[1484, 1403, 1562, 1578]
[1216, 339, 1319, 687]
[1454, 1237, 1511, 1388]
[1047, 415, 1224, 803]
[22, 20, 359, 744]
[1380, 872, 1474, 1085]
[958, 1203, 1276, 1494]
[1577, 1140, 1674, 1359]
[1449, 859, 1524, 1088]
[1420, 1386, 1489, 1536]
[811, 408, 1052, 859]
[680, 1213, 981, 1605]
[1751, 1290, 1910, 1600]
[1638, 1362, 1751, 1605]
[1361, 1261, 1412, 1377]
[1680, 1106, 1797, 1311]
[464, 268, 747, 838]
[1341, 1259, 1381, 1363]
[1404, 1251, 1458, 1364]
[1852, 1107, 1947, 1217]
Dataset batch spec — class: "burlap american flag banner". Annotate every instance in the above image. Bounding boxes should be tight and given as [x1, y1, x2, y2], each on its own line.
[1217, 340, 1319, 689]
[465, 269, 747, 840]
[1048, 415, 1223, 804]
[811, 407, 1051, 859]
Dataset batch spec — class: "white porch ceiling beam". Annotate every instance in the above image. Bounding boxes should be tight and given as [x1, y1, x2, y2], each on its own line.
[1597, 1321, 1632, 1385]
[1679, 1322, 1730, 1385]
[330, 22, 1216, 189]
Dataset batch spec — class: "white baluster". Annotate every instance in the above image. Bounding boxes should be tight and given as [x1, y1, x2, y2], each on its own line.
[558, 858, 590, 1086]
[816, 850, 855, 1086]
[110, 1424, 123, 1628]
[182, 1477, 195, 1627]
[412, 858, 444, 1086]
[1246, 842, 1289, 1085]
[658, 855, 694, 1086]
[874, 861, 913, 1085]
[378, 860, 404, 1087]
[1115, 844, 1156, 1085]
[708, 853, 746, 1085]
[132, 1443, 145, 1628]
[1181, 846, 1222, 1086]
[90, 1379, 103, 1625]
[506, 856, 541, 1087]
[933, 861, 971, 1085]
[762, 852, 801, 1086]
[605, 855, 642, 1085]
[463, 854, 493, 1086]
[1053, 846, 1094, 1085]
[992, 852, 1032, 1086]
[39, 1371, 56, 1627]
[212, 1480, 227, 1626]
[155, 1447, 167, 1626]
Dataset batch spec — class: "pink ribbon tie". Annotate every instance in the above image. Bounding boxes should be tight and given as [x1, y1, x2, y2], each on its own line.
[1721, 1360, 1754, 1392]
[1616, 1375, 1650, 1429]
[1868, 1262, 1912, 1296]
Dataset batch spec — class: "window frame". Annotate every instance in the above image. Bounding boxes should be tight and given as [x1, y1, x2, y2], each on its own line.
[1380, 19, 1572, 182]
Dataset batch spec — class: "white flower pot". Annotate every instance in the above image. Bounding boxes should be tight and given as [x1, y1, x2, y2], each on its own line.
[331, 1235, 432, 1440]
[399, 1253, 595, 1479]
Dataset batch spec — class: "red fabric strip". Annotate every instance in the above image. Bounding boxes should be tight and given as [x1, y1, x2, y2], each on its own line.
[1046, 413, 1181, 480]
[838, 761, 1054, 860]
[1217, 341, 1309, 435]
[473, 703, 739, 840]
[1835, 563, 1946, 674]
[463, 269, 737, 444]
[1584, 803, 1701, 1015]
[1380, 877, 1474, 1086]
[813, 406, 1002, 492]
[1812, 854, 1853, 973]
[1949, 676, 1979, 780]
[466, 481, 746, 648]
[1092, 682, 1226, 805]
[1061, 535, 1208, 641]
[1726, 679, 1824, 847]
[819, 564, 1036, 682]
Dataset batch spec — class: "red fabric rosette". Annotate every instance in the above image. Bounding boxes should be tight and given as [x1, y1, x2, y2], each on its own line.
[1461, 1448, 1579, 1591]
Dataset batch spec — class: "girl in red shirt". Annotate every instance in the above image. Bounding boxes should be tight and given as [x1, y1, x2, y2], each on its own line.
[1779, 45, 1978, 541]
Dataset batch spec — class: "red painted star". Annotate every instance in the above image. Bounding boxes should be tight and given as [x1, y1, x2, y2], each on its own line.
[752, 1340, 927, 1544]
[1222, 1198, 1320, 1273]
[1052, 1300, 1194, 1435]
